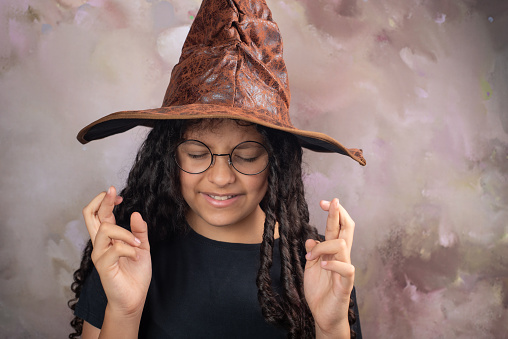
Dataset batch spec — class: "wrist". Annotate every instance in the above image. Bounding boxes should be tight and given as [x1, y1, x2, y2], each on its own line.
[315, 318, 350, 339]
[99, 303, 144, 338]
[105, 302, 144, 319]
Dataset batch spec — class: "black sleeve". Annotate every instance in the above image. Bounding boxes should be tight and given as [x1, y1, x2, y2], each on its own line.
[74, 266, 108, 329]
[350, 286, 362, 338]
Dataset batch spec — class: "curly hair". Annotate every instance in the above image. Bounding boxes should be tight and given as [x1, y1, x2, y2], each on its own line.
[68, 119, 356, 338]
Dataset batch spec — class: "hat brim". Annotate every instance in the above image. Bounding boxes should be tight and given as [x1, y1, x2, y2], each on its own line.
[77, 104, 366, 166]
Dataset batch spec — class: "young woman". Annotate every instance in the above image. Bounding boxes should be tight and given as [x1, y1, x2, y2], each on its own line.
[69, 119, 360, 338]
[68, 0, 365, 337]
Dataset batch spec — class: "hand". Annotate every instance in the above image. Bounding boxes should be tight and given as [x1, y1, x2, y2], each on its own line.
[82, 186, 152, 317]
[304, 198, 355, 338]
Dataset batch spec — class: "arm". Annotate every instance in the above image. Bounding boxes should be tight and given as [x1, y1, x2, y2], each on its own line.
[81, 306, 144, 339]
[98, 304, 144, 338]
[304, 198, 356, 339]
[82, 321, 100, 339]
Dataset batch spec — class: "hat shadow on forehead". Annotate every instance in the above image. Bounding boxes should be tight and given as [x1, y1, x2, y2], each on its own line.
[77, 0, 366, 166]
[183, 118, 257, 138]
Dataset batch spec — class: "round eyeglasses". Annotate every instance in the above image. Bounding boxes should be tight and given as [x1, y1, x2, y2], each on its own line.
[174, 140, 269, 175]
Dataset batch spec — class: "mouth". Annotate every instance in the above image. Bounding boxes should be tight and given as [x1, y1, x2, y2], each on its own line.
[207, 194, 236, 201]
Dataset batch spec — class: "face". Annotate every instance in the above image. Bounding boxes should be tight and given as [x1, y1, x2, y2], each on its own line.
[179, 119, 269, 242]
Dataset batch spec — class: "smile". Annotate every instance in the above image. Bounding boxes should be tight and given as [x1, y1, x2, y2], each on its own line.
[208, 195, 236, 201]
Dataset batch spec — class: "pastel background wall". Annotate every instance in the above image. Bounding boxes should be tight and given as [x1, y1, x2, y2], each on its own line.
[1, 0, 507, 337]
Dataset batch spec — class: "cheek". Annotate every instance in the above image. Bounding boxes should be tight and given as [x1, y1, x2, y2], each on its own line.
[179, 173, 197, 201]
[251, 173, 269, 200]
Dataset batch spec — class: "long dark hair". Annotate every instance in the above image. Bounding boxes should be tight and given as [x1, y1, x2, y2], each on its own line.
[68, 119, 356, 338]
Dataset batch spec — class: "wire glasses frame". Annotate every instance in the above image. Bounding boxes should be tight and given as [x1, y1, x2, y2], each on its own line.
[174, 140, 270, 175]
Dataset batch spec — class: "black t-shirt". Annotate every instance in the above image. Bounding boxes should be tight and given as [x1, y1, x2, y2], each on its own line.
[75, 228, 362, 338]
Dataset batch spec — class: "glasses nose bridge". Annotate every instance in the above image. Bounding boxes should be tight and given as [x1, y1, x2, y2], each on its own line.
[211, 152, 232, 167]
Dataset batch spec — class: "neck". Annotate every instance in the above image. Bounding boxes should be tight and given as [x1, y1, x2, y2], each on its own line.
[186, 206, 279, 244]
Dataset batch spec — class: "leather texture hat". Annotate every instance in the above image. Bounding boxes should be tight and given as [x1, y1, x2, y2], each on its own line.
[77, 0, 366, 166]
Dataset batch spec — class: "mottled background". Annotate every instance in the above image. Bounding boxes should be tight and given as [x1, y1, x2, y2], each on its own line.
[0, 0, 507, 338]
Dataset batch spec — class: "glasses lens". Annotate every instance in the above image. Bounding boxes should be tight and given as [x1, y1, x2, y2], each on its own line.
[231, 141, 269, 175]
[175, 140, 212, 174]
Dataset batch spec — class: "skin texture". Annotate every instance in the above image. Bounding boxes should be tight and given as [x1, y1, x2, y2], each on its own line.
[82, 186, 151, 339]
[80, 121, 354, 338]
[305, 199, 355, 338]
[181, 120, 270, 244]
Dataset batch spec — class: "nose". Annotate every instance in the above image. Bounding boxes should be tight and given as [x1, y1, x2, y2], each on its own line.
[207, 154, 235, 186]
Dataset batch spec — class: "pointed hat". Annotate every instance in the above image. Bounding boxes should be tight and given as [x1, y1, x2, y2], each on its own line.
[77, 0, 366, 166]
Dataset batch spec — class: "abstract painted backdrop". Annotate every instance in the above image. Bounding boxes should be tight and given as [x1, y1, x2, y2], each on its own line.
[0, 0, 507, 337]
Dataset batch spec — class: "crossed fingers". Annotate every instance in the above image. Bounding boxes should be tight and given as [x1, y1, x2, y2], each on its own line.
[321, 198, 355, 248]
[91, 222, 141, 266]
[305, 198, 356, 282]
[82, 186, 123, 246]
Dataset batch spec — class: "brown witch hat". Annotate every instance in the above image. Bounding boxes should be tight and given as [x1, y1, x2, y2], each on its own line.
[77, 0, 366, 166]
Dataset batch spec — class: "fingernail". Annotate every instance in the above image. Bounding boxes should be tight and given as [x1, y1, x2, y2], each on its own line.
[134, 237, 141, 244]
[321, 261, 328, 266]
[305, 252, 312, 260]
[107, 187, 111, 194]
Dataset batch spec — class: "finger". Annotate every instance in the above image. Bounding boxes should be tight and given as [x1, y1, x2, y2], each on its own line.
[305, 239, 319, 261]
[94, 242, 139, 271]
[337, 203, 355, 251]
[97, 186, 122, 225]
[92, 223, 141, 262]
[305, 238, 349, 263]
[83, 192, 107, 245]
[304, 239, 320, 269]
[319, 200, 331, 212]
[320, 261, 355, 290]
[322, 198, 340, 241]
[130, 212, 150, 251]
[305, 238, 319, 254]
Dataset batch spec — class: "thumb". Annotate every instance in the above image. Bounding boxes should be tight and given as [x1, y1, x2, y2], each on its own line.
[304, 239, 319, 264]
[131, 212, 150, 251]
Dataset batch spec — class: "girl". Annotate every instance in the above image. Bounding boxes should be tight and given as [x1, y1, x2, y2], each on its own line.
[69, 0, 365, 337]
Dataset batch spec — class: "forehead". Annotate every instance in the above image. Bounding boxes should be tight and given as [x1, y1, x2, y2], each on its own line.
[183, 119, 264, 145]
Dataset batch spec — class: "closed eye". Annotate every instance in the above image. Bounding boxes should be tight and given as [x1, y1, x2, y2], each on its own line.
[235, 155, 259, 163]
[233, 153, 263, 163]
[188, 153, 209, 159]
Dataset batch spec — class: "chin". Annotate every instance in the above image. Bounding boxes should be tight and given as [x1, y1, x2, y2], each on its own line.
[201, 216, 241, 228]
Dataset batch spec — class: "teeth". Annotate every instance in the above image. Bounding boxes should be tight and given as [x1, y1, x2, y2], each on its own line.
[209, 195, 234, 201]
